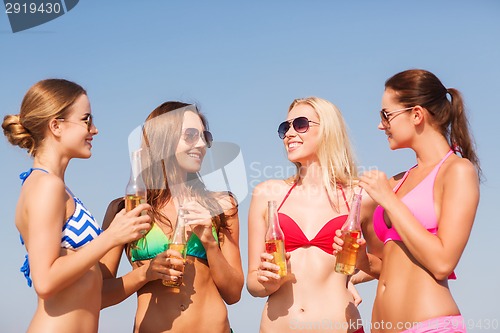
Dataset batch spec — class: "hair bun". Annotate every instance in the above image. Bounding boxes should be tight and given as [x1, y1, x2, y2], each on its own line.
[2, 114, 36, 154]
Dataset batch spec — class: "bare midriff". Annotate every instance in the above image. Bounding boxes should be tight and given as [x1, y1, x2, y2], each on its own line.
[260, 247, 362, 333]
[133, 257, 230, 333]
[372, 241, 460, 333]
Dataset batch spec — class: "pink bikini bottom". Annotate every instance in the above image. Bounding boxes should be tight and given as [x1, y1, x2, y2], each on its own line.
[400, 315, 466, 333]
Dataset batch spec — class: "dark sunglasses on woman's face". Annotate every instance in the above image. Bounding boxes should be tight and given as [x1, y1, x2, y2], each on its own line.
[277, 116, 320, 139]
[182, 128, 213, 148]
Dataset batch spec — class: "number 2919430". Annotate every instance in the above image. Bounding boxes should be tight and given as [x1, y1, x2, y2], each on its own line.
[5, 2, 62, 14]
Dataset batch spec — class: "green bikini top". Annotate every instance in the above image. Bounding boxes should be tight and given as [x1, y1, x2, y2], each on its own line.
[130, 222, 219, 262]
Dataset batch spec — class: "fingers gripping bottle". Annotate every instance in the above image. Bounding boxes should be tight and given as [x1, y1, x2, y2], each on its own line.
[335, 193, 362, 275]
[163, 208, 187, 287]
[125, 149, 148, 249]
[265, 200, 287, 277]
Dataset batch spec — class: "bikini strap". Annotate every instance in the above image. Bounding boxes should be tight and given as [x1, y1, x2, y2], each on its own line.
[427, 149, 454, 179]
[438, 150, 454, 168]
[394, 149, 454, 193]
[278, 182, 350, 212]
[339, 186, 350, 212]
[65, 186, 76, 198]
[18, 167, 48, 288]
[19, 167, 49, 184]
[393, 168, 413, 193]
[277, 182, 297, 211]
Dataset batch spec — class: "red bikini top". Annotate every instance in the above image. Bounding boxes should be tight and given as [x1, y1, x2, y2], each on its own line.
[277, 182, 349, 255]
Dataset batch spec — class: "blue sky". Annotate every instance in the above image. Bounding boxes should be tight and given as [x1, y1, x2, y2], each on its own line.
[1, 1, 499, 332]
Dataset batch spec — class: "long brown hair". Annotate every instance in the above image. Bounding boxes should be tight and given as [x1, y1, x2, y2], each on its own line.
[2, 79, 86, 156]
[385, 69, 481, 179]
[140, 101, 236, 236]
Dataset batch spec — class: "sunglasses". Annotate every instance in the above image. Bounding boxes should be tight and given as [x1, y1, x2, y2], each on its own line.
[183, 128, 213, 148]
[277, 116, 320, 139]
[379, 107, 413, 127]
[57, 114, 94, 132]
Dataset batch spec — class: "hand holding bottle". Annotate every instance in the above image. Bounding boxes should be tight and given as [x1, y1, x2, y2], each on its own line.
[335, 193, 363, 275]
[105, 203, 151, 247]
[254, 251, 290, 296]
[333, 229, 368, 274]
[263, 200, 288, 278]
[163, 208, 187, 287]
[150, 250, 186, 286]
[259, 251, 291, 276]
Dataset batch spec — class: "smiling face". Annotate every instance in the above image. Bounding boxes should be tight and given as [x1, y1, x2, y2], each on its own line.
[57, 94, 98, 159]
[283, 102, 321, 165]
[175, 110, 208, 173]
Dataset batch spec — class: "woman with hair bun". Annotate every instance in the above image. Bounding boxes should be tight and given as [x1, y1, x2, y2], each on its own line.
[2, 79, 151, 333]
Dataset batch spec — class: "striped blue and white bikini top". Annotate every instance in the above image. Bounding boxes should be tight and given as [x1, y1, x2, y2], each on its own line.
[19, 168, 102, 286]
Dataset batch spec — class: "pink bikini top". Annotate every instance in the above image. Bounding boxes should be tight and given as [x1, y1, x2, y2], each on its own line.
[277, 182, 350, 255]
[373, 150, 456, 279]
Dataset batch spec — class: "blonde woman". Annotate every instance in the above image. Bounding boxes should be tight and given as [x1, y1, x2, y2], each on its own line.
[247, 97, 365, 333]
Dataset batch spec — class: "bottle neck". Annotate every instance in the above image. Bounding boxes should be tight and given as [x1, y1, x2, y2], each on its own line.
[126, 150, 147, 197]
[342, 193, 362, 231]
[130, 155, 142, 180]
[266, 200, 284, 240]
[172, 210, 186, 243]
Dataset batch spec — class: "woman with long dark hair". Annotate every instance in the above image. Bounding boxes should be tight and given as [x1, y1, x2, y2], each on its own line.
[101, 102, 243, 333]
[336, 69, 480, 333]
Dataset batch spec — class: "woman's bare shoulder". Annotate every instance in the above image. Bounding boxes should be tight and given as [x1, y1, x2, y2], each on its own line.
[214, 191, 238, 211]
[25, 171, 65, 193]
[253, 178, 292, 195]
[444, 155, 478, 178]
[22, 172, 67, 211]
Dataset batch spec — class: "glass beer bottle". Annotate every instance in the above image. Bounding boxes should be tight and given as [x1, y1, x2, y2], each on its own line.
[125, 149, 147, 248]
[265, 200, 287, 278]
[335, 193, 362, 275]
[163, 208, 187, 287]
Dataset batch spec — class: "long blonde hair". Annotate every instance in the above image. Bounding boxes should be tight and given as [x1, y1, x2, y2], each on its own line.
[288, 97, 358, 200]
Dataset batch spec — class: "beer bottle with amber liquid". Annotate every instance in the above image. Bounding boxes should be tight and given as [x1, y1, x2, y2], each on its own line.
[335, 192, 362, 275]
[265, 200, 287, 277]
[125, 149, 147, 248]
[163, 208, 187, 287]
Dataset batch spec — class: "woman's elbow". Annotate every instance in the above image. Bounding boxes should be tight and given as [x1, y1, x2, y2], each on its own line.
[431, 263, 455, 281]
[225, 292, 242, 305]
[223, 282, 243, 305]
[246, 280, 267, 298]
[34, 282, 57, 300]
